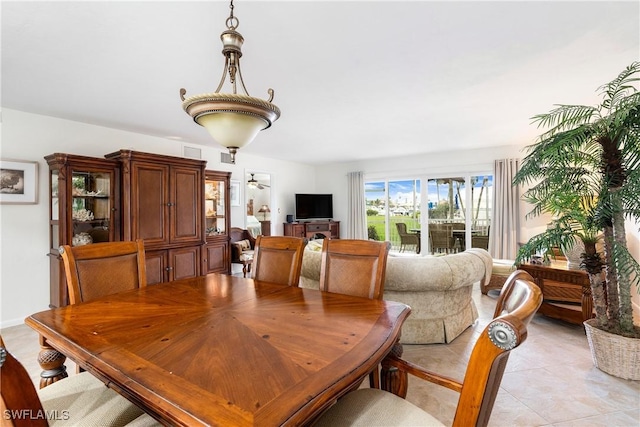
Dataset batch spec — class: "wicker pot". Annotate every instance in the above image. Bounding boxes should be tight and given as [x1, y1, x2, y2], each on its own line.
[584, 319, 640, 380]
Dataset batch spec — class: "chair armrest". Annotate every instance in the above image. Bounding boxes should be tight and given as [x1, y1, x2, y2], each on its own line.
[247, 233, 256, 249]
[231, 243, 242, 263]
[384, 355, 463, 393]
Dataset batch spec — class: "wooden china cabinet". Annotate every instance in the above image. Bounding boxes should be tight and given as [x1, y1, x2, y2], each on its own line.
[45, 153, 120, 308]
[105, 150, 206, 285]
[202, 170, 231, 274]
[46, 150, 234, 303]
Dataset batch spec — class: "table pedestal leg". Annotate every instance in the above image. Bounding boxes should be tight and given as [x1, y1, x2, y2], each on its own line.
[37, 335, 67, 388]
[380, 342, 408, 398]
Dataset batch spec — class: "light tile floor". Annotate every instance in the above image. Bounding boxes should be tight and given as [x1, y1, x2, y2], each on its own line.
[3, 284, 639, 426]
[399, 287, 640, 427]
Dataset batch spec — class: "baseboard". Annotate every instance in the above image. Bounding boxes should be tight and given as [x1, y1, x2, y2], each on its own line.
[0, 317, 27, 329]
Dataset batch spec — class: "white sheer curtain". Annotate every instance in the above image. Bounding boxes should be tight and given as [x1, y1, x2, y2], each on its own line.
[489, 159, 520, 259]
[347, 171, 367, 239]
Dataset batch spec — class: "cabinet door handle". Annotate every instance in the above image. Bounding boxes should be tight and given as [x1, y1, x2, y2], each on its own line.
[167, 202, 173, 207]
[165, 266, 173, 271]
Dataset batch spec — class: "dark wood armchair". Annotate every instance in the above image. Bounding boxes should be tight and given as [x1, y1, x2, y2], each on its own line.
[314, 270, 543, 427]
[230, 227, 256, 263]
[230, 227, 256, 277]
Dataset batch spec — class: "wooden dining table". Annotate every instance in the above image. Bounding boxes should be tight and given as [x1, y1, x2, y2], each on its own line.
[25, 273, 411, 426]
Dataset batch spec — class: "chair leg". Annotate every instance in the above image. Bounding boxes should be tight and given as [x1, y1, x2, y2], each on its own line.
[242, 263, 249, 278]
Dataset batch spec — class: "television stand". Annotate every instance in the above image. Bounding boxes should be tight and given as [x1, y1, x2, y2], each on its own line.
[283, 221, 340, 239]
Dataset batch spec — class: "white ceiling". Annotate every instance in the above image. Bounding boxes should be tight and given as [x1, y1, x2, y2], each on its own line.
[2, 1, 639, 165]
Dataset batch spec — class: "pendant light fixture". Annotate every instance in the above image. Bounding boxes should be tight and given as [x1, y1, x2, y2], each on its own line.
[180, 0, 280, 164]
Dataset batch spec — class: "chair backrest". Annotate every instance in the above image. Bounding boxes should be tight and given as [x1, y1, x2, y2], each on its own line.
[251, 236, 307, 286]
[229, 227, 256, 247]
[319, 239, 391, 299]
[59, 240, 147, 305]
[395, 222, 408, 236]
[429, 229, 452, 248]
[453, 270, 542, 426]
[0, 335, 48, 427]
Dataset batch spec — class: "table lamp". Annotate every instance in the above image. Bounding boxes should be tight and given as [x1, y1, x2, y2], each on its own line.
[258, 205, 270, 221]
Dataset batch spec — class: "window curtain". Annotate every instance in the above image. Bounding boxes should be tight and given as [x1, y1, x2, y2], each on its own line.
[489, 159, 520, 259]
[347, 171, 367, 239]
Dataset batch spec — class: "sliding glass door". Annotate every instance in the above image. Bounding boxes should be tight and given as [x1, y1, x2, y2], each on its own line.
[365, 179, 420, 252]
[365, 174, 492, 255]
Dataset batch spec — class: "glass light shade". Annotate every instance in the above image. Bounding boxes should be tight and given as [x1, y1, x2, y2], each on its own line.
[182, 93, 280, 155]
[196, 112, 266, 149]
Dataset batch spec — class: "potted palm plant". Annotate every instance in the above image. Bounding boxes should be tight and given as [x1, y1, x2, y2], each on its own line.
[514, 62, 640, 380]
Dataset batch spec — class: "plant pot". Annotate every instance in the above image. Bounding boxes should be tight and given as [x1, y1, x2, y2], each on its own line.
[583, 318, 640, 380]
[562, 237, 584, 270]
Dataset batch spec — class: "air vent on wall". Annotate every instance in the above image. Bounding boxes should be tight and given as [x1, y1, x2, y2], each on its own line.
[183, 146, 202, 159]
[220, 152, 233, 164]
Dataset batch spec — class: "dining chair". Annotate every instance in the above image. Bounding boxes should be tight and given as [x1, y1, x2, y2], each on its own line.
[319, 239, 391, 388]
[313, 269, 543, 427]
[251, 236, 307, 286]
[59, 240, 147, 305]
[395, 222, 420, 254]
[429, 227, 454, 254]
[0, 335, 148, 427]
[319, 239, 391, 299]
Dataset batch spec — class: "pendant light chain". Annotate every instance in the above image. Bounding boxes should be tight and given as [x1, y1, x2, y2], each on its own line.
[226, 0, 239, 31]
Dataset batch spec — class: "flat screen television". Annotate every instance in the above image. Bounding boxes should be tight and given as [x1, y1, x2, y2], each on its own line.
[295, 193, 333, 221]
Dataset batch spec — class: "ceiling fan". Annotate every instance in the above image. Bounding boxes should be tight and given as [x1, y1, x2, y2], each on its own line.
[247, 173, 270, 190]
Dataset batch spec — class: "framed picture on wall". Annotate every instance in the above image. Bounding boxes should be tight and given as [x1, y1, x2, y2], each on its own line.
[0, 159, 39, 204]
[230, 180, 240, 207]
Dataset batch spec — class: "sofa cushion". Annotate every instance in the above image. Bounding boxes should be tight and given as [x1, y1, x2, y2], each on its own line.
[236, 239, 252, 250]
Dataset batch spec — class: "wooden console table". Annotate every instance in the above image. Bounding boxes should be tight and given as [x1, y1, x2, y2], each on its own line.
[283, 221, 340, 239]
[519, 261, 594, 325]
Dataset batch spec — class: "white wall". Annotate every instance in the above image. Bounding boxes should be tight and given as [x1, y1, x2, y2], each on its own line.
[0, 109, 316, 327]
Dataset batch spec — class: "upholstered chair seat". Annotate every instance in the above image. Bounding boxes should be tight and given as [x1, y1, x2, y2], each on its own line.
[37, 372, 147, 426]
[313, 388, 443, 426]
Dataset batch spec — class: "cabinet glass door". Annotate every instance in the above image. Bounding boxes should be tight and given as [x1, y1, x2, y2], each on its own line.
[50, 170, 60, 248]
[205, 179, 226, 236]
[70, 170, 112, 245]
